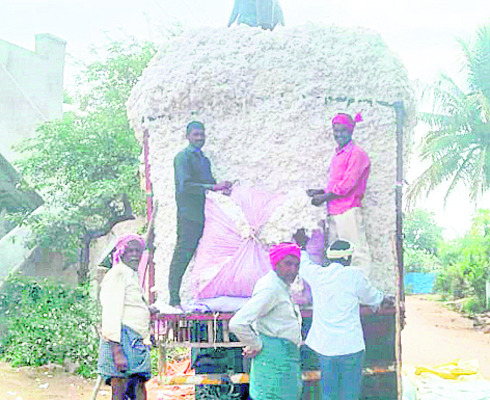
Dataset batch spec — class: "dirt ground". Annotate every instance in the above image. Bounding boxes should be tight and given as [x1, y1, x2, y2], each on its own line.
[402, 295, 490, 378]
[3, 294, 490, 399]
[0, 362, 102, 400]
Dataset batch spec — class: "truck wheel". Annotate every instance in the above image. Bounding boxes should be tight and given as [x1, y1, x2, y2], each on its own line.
[195, 383, 249, 400]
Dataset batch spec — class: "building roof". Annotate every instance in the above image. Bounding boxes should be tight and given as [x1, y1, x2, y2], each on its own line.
[0, 153, 43, 212]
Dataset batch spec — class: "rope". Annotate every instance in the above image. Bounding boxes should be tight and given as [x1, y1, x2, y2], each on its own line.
[213, 312, 219, 349]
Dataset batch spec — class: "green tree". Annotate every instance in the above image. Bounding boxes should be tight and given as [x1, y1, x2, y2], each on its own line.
[435, 209, 490, 307]
[11, 39, 157, 283]
[404, 248, 441, 273]
[408, 24, 490, 203]
[404, 209, 443, 255]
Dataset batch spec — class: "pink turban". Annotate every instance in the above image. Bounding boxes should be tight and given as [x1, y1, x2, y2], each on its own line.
[269, 242, 301, 268]
[112, 234, 146, 264]
[332, 113, 363, 131]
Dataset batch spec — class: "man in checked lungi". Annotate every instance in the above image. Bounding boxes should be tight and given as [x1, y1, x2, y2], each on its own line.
[97, 234, 151, 400]
[229, 242, 303, 400]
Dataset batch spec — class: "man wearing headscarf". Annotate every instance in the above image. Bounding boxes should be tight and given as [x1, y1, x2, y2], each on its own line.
[97, 234, 151, 400]
[307, 113, 371, 274]
[229, 243, 302, 400]
[294, 231, 386, 400]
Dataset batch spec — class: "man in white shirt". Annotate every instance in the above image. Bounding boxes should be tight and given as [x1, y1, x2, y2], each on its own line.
[229, 242, 302, 400]
[294, 232, 384, 400]
[97, 234, 151, 400]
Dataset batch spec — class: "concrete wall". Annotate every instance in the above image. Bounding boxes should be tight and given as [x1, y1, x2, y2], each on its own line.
[0, 215, 145, 289]
[0, 34, 66, 162]
[0, 224, 37, 285]
[0, 209, 14, 239]
[19, 247, 77, 285]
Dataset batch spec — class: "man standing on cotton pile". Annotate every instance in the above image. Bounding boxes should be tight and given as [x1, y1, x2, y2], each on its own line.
[161, 121, 232, 313]
[307, 112, 371, 274]
[227, 0, 285, 30]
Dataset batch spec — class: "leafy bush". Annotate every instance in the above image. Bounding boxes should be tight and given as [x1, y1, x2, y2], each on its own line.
[462, 296, 486, 314]
[434, 263, 468, 299]
[0, 274, 100, 377]
[405, 247, 441, 273]
[434, 210, 490, 307]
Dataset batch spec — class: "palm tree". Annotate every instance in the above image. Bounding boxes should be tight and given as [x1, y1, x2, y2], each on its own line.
[408, 24, 490, 204]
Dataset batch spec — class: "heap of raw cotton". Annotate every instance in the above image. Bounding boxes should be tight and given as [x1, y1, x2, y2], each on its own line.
[128, 24, 416, 302]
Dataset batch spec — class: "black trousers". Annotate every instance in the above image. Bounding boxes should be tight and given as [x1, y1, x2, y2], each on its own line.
[168, 218, 204, 306]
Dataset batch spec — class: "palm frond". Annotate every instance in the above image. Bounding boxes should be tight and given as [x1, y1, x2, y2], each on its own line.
[457, 35, 475, 90]
[418, 127, 478, 162]
[408, 134, 484, 204]
[484, 145, 490, 188]
[472, 24, 490, 100]
[457, 24, 490, 98]
[474, 144, 490, 195]
[413, 24, 490, 205]
[443, 146, 479, 204]
[408, 147, 465, 199]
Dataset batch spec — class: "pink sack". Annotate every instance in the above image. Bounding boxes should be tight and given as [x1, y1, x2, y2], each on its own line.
[191, 186, 284, 299]
[291, 228, 325, 305]
[306, 228, 325, 264]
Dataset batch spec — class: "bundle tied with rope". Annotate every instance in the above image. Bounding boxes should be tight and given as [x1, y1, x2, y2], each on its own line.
[190, 185, 322, 300]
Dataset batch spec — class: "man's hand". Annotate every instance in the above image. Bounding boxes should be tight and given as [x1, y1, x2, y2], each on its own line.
[293, 228, 310, 249]
[213, 181, 233, 192]
[148, 304, 160, 315]
[311, 193, 327, 206]
[110, 343, 128, 372]
[381, 295, 396, 308]
[306, 189, 325, 197]
[242, 345, 261, 359]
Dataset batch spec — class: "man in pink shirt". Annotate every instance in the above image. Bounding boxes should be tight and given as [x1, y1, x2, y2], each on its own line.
[307, 112, 372, 273]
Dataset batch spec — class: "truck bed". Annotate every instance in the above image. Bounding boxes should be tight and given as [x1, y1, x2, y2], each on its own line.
[152, 305, 399, 399]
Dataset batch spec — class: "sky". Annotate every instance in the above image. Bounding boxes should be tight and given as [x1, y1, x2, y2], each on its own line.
[1, 0, 489, 237]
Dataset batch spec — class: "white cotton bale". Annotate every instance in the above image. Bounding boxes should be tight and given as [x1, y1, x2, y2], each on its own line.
[128, 24, 416, 302]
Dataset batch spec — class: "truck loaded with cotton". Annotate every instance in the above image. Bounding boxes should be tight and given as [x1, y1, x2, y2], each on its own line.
[128, 21, 415, 400]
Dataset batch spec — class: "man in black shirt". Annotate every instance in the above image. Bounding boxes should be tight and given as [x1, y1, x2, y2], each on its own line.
[168, 121, 232, 309]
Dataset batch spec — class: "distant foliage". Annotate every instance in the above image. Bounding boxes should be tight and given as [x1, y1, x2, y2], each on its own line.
[435, 209, 490, 311]
[404, 209, 443, 255]
[403, 209, 443, 274]
[10, 39, 157, 281]
[404, 247, 441, 273]
[403, 207, 490, 313]
[0, 275, 100, 377]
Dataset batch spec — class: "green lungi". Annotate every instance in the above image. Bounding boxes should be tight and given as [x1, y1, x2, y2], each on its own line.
[250, 334, 301, 400]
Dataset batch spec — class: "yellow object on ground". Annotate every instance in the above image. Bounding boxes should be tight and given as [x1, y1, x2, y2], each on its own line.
[414, 359, 478, 380]
[404, 360, 490, 399]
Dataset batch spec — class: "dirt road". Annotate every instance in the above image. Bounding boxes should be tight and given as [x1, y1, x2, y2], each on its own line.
[3, 295, 490, 399]
[402, 295, 490, 378]
[0, 362, 100, 400]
